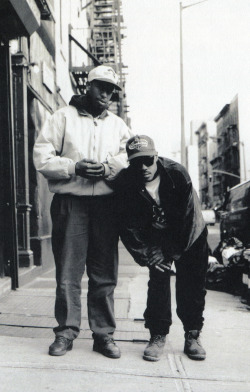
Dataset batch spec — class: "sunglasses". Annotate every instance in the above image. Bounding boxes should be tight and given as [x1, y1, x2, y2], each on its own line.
[130, 156, 155, 168]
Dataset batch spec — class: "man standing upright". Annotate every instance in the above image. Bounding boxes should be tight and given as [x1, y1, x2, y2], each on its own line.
[114, 135, 208, 362]
[33, 65, 132, 358]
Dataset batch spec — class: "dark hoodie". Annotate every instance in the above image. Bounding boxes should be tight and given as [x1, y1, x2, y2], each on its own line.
[69, 94, 109, 118]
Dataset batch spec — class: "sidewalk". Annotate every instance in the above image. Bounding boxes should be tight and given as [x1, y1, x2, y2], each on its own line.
[0, 242, 249, 392]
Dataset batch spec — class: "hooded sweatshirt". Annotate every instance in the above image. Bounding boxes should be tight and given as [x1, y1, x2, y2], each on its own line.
[33, 95, 132, 196]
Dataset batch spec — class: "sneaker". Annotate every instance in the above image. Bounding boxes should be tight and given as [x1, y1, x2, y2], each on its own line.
[143, 335, 166, 362]
[49, 336, 73, 356]
[93, 337, 121, 359]
[184, 330, 206, 360]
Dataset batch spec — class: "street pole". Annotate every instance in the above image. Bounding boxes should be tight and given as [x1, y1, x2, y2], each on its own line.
[180, 2, 186, 167]
[212, 169, 241, 179]
[179, 0, 208, 167]
[240, 141, 246, 181]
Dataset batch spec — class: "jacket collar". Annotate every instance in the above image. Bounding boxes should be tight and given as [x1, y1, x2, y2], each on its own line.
[69, 94, 109, 119]
[157, 158, 176, 190]
[77, 107, 109, 119]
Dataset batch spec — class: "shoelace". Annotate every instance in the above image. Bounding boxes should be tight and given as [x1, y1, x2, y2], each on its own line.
[196, 337, 202, 347]
[56, 336, 70, 343]
[103, 337, 115, 345]
[149, 335, 165, 347]
[187, 333, 201, 346]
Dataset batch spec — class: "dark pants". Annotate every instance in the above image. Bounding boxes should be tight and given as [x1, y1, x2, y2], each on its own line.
[51, 194, 119, 341]
[144, 229, 209, 335]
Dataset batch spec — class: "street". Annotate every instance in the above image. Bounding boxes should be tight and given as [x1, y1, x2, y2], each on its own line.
[207, 222, 220, 252]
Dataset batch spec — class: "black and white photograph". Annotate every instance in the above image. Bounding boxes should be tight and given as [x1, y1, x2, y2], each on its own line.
[0, 0, 249, 391]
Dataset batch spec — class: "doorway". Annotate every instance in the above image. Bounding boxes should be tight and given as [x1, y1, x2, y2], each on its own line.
[0, 39, 19, 289]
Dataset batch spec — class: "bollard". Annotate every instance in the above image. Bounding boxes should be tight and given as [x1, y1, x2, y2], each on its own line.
[243, 249, 250, 309]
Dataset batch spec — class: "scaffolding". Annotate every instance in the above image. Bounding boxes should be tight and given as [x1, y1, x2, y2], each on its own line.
[89, 0, 123, 70]
[69, 0, 128, 120]
[88, 0, 127, 117]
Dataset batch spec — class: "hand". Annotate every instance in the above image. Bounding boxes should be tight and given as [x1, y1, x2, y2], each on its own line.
[154, 259, 173, 273]
[75, 159, 105, 178]
[147, 247, 172, 273]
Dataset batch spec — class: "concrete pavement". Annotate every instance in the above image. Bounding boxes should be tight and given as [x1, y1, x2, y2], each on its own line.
[0, 229, 249, 392]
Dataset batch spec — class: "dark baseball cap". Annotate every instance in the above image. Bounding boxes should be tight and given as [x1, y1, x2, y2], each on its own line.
[126, 135, 157, 161]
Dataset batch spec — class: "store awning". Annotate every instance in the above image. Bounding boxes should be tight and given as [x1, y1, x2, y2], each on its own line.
[0, 0, 40, 38]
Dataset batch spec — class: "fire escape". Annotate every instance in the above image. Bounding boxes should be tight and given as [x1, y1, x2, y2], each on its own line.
[69, 0, 128, 120]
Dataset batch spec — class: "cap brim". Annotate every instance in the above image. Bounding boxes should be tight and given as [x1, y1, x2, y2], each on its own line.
[89, 77, 122, 91]
[128, 151, 157, 160]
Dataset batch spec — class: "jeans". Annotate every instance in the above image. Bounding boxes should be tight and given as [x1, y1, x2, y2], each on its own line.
[51, 194, 119, 340]
[144, 229, 209, 335]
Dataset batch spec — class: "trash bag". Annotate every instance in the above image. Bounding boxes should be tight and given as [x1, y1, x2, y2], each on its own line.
[206, 237, 245, 294]
[243, 249, 250, 261]
[206, 256, 228, 292]
[212, 242, 223, 264]
[213, 237, 244, 266]
[221, 237, 245, 268]
[221, 247, 243, 267]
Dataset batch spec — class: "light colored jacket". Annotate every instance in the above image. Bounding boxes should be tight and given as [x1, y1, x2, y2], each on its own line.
[33, 105, 132, 196]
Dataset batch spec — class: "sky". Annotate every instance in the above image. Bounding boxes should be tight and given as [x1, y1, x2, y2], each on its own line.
[122, 0, 250, 160]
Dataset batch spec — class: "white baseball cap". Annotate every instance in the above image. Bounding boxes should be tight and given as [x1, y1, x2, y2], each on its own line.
[87, 65, 122, 91]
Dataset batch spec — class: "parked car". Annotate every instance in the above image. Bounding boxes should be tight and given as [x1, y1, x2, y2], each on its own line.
[220, 180, 250, 247]
[201, 209, 216, 225]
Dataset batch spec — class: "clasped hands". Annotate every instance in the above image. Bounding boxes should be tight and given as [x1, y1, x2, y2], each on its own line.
[75, 159, 105, 179]
[147, 246, 172, 273]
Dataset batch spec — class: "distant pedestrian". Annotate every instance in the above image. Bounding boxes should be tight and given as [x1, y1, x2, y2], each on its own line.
[33, 65, 132, 359]
[114, 135, 208, 361]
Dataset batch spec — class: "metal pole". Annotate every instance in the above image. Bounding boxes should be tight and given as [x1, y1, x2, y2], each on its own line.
[116, 0, 124, 119]
[241, 141, 247, 181]
[69, 34, 101, 66]
[212, 169, 240, 179]
[179, 0, 208, 167]
[180, 2, 186, 167]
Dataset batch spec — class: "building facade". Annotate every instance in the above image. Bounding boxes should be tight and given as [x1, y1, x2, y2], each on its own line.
[186, 120, 200, 195]
[186, 144, 199, 194]
[195, 94, 246, 209]
[211, 96, 240, 206]
[195, 122, 216, 208]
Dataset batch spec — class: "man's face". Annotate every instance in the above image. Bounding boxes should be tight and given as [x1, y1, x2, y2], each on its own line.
[88, 80, 114, 110]
[130, 155, 158, 182]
